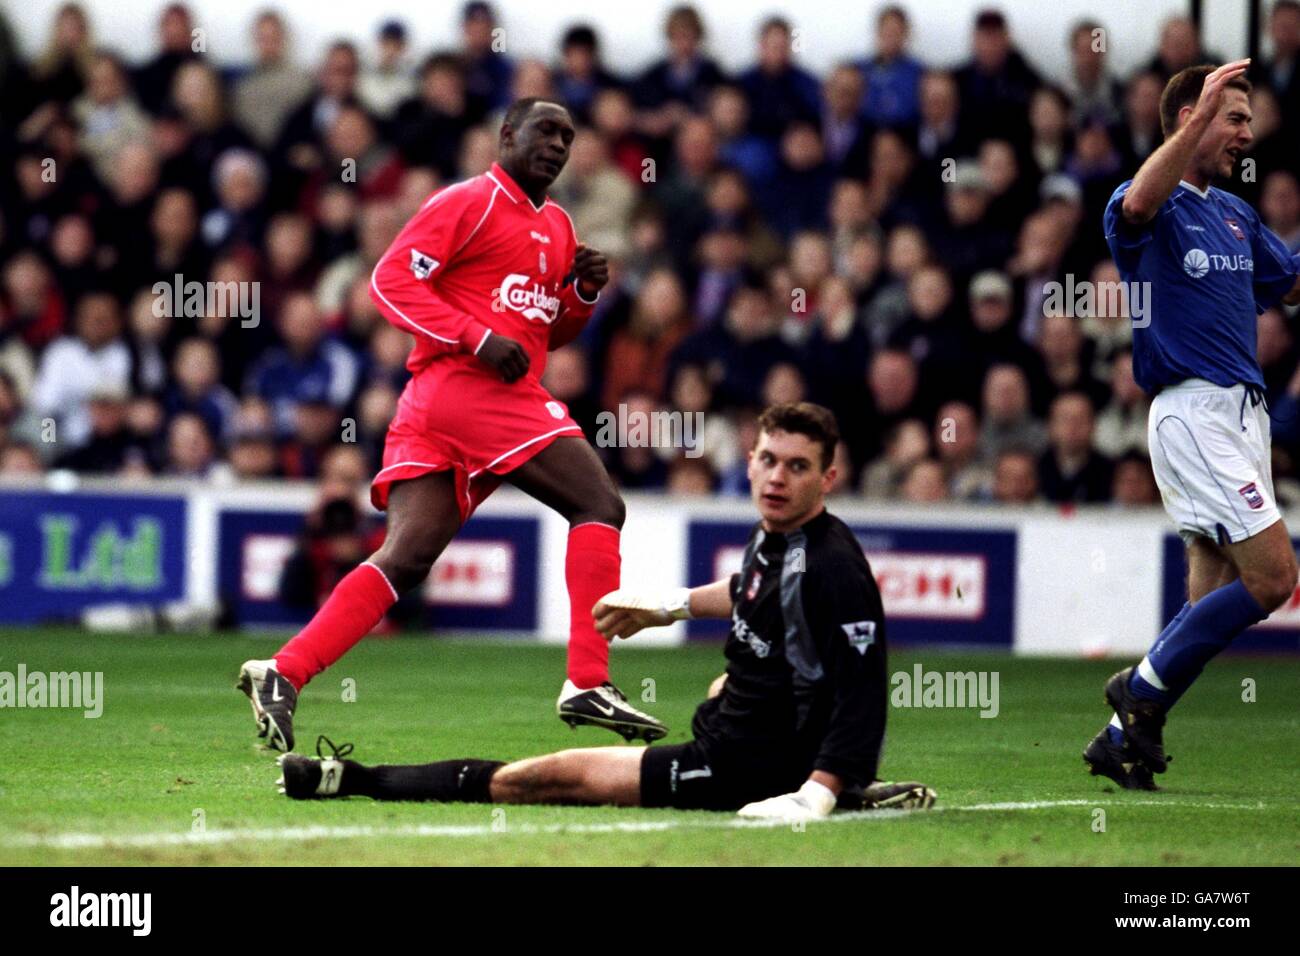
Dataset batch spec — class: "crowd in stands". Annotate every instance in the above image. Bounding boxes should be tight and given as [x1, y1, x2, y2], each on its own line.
[1, 1, 1299, 509]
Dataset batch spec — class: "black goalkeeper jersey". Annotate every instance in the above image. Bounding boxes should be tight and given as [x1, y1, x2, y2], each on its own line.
[690, 508, 888, 787]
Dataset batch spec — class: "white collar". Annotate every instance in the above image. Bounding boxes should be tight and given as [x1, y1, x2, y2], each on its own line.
[1178, 179, 1210, 199]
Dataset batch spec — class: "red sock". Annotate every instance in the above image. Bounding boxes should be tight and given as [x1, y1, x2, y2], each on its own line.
[274, 561, 398, 689]
[566, 522, 620, 688]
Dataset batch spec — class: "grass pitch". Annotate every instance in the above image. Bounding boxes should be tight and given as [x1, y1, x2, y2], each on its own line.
[0, 628, 1296, 866]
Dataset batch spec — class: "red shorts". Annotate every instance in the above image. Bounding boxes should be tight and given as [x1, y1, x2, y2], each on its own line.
[371, 361, 582, 523]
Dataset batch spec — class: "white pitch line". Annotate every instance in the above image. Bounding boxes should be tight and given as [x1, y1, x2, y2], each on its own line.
[0, 799, 1271, 851]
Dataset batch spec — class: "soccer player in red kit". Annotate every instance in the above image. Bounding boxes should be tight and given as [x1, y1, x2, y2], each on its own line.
[237, 98, 666, 750]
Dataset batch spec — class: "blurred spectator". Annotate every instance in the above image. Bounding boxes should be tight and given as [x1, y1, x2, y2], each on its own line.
[1093, 349, 1149, 460]
[164, 337, 238, 440]
[1111, 451, 1159, 507]
[2, 251, 65, 364]
[992, 447, 1039, 504]
[1063, 19, 1121, 124]
[232, 10, 313, 149]
[246, 291, 359, 436]
[358, 20, 416, 120]
[1116, 71, 1164, 168]
[855, 6, 923, 128]
[954, 9, 1040, 143]
[200, 148, 267, 251]
[671, 281, 789, 410]
[967, 270, 1047, 404]
[915, 70, 970, 169]
[1252, 0, 1300, 137]
[708, 84, 776, 187]
[980, 363, 1047, 460]
[30, 291, 132, 450]
[171, 60, 254, 178]
[738, 17, 820, 142]
[1037, 313, 1110, 411]
[933, 400, 991, 500]
[901, 458, 949, 503]
[634, 5, 726, 132]
[1038, 391, 1112, 503]
[1028, 85, 1072, 177]
[887, 264, 970, 395]
[133, 3, 203, 115]
[460, 1, 514, 112]
[666, 454, 715, 495]
[164, 410, 219, 476]
[551, 129, 636, 260]
[1261, 170, 1300, 252]
[555, 25, 619, 125]
[821, 64, 870, 177]
[1144, 16, 1216, 83]
[861, 418, 928, 499]
[274, 40, 359, 180]
[51, 381, 134, 472]
[605, 391, 669, 489]
[72, 51, 149, 183]
[315, 201, 400, 314]
[602, 268, 691, 409]
[393, 51, 484, 180]
[26, 3, 95, 109]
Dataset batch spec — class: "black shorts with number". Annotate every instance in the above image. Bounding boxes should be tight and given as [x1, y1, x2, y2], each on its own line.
[640, 739, 807, 811]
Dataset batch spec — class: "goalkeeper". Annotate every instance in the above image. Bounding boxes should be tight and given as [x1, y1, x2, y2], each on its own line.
[276, 403, 933, 820]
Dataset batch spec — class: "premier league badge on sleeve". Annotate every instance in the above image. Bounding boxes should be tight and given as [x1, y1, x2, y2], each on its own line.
[410, 249, 439, 279]
[841, 620, 878, 655]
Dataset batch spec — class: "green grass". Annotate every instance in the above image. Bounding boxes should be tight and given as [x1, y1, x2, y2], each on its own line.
[0, 629, 1296, 866]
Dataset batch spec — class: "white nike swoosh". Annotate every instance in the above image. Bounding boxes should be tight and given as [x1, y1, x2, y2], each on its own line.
[271, 680, 283, 703]
[591, 700, 616, 716]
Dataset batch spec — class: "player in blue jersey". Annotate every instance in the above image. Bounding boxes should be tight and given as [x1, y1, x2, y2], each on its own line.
[1088, 60, 1300, 789]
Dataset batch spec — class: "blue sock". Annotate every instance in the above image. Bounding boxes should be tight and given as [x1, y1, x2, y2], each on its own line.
[1106, 602, 1190, 741]
[1132, 580, 1267, 706]
[1128, 602, 1191, 703]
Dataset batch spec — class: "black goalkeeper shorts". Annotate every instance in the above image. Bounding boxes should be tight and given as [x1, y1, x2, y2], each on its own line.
[640, 739, 805, 811]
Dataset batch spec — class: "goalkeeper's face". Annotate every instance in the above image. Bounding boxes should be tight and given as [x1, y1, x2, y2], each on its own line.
[747, 429, 836, 533]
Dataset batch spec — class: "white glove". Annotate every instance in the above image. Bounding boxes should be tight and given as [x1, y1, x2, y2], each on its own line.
[737, 780, 837, 821]
[592, 588, 692, 639]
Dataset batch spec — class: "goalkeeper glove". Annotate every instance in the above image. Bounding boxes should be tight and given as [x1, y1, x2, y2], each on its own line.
[737, 780, 837, 821]
[593, 587, 692, 639]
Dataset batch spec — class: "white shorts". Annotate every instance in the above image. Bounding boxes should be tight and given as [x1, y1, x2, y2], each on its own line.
[1148, 378, 1279, 546]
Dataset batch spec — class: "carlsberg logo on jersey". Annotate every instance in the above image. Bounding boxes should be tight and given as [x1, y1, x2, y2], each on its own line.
[494, 274, 561, 323]
[1182, 247, 1253, 278]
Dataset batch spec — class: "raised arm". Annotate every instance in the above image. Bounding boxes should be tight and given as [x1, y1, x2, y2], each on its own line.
[1121, 59, 1250, 224]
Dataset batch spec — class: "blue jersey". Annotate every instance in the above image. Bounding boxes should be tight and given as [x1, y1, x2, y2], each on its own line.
[1103, 180, 1299, 394]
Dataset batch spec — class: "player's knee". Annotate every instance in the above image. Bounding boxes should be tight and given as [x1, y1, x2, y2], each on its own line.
[1246, 562, 1298, 612]
[578, 489, 624, 530]
[373, 541, 439, 594]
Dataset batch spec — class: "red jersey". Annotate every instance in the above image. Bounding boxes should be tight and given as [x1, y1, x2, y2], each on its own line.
[369, 161, 598, 380]
[365, 163, 598, 521]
